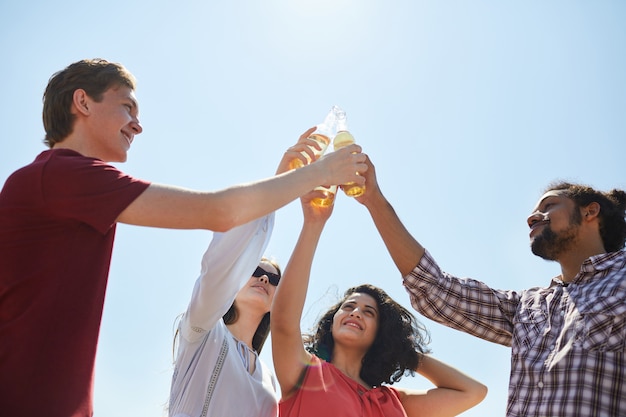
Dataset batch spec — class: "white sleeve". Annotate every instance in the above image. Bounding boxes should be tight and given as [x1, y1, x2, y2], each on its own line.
[180, 213, 275, 342]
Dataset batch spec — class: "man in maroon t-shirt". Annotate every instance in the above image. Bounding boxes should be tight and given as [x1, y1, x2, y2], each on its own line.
[0, 58, 368, 417]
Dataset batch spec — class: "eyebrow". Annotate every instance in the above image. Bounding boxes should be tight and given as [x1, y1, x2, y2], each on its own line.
[344, 300, 379, 313]
[121, 89, 139, 112]
[539, 195, 559, 206]
[127, 96, 139, 112]
[534, 192, 565, 211]
[364, 305, 378, 313]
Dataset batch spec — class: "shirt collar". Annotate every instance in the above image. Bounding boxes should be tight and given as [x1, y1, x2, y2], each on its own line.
[551, 250, 626, 287]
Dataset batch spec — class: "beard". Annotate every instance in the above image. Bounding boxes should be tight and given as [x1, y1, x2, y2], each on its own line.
[531, 210, 582, 261]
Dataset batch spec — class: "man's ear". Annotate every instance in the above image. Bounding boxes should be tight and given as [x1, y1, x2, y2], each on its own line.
[584, 202, 601, 220]
[72, 89, 91, 116]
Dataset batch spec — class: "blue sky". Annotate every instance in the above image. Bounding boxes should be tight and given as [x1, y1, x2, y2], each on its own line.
[1, 1, 625, 416]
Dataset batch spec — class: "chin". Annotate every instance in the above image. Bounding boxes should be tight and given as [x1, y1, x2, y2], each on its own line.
[112, 152, 128, 163]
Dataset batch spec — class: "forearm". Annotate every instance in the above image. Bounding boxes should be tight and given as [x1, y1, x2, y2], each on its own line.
[213, 166, 330, 229]
[271, 220, 325, 334]
[365, 191, 425, 276]
[271, 218, 326, 396]
[119, 166, 325, 231]
[120, 143, 365, 231]
[417, 355, 486, 394]
[184, 214, 274, 337]
[404, 256, 516, 346]
[399, 355, 487, 417]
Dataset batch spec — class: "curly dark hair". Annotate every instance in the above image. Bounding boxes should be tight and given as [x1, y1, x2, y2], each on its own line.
[545, 181, 626, 252]
[303, 284, 431, 387]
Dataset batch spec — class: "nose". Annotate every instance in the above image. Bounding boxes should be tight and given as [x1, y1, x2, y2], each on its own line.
[349, 308, 362, 318]
[527, 211, 544, 228]
[131, 118, 143, 135]
[257, 274, 269, 284]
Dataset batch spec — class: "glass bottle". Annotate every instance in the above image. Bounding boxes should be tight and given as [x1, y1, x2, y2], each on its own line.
[332, 105, 365, 197]
[309, 108, 338, 207]
[289, 109, 334, 170]
[310, 183, 338, 207]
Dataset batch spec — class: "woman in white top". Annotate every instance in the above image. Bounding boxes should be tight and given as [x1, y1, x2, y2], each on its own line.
[169, 133, 322, 417]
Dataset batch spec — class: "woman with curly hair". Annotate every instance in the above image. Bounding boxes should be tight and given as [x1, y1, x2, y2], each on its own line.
[271, 190, 487, 417]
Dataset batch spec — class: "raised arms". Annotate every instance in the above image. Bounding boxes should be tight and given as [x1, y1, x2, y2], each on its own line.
[355, 155, 425, 277]
[396, 355, 487, 417]
[270, 190, 333, 398]
[118, 128, 366, 232]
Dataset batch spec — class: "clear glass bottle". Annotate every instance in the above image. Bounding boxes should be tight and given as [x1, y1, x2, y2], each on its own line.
[309, 108, 338, 207]
[332, 105, 365, 197]
[311, 183, 338, 207]
[289, 109, 334, 170]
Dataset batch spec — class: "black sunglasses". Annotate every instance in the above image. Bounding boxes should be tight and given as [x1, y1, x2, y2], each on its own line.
[252, 266, 281, 286]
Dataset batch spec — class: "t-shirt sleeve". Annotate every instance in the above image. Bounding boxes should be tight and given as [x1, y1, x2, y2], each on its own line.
[43, 154, 150, 234]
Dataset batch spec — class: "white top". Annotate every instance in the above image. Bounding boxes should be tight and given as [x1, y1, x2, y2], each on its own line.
[169, 214, 278, 417]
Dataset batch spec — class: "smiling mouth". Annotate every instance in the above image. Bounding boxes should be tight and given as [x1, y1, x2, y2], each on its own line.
[344, 321, 362, 330]
[122, 132, 132, 145]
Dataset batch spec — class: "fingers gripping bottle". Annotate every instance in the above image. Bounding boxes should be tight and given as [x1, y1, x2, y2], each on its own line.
[332, 105, 365, 197]
[310, 176, 338, 207]
[289, 109, 334, 170]
[310, 109, 339, 207]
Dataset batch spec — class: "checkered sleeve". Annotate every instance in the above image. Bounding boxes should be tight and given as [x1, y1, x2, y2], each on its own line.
[403, 249, 519, 346]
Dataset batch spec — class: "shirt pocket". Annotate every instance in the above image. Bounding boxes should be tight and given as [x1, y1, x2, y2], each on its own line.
[513, 308, 548, 355]
[574, 295, 626, 352]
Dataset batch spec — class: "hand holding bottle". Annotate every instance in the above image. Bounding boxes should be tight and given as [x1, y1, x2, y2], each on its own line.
[288, 109, 335, 170]
[274, 126, 365, 199]
[315, 144, 366, 194]
[332, 106, 365, 197]
[351, 154, 382, 208]
[276, 126, 318, 175]
[300, 186, 335, 226]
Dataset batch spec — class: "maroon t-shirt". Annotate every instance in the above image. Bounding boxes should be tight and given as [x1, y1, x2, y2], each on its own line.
[0, 149, 150, 417]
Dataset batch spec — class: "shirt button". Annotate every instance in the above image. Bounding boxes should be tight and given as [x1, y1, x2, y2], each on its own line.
[538, 382, 544, 388]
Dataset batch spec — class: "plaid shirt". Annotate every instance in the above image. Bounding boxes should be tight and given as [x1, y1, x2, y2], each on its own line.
[404, 250, 626, 417]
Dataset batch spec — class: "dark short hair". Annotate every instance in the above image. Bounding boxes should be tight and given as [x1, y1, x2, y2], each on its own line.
[545, 181, 626, 252]
[304, 284, 431, 387]
[42, 58, 136, 148]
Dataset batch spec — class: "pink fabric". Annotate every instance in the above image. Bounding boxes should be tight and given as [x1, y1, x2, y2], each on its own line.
[279, 355, 407, 417]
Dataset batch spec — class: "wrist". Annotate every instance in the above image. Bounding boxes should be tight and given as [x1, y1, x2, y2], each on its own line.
[364, 188, 387, 210]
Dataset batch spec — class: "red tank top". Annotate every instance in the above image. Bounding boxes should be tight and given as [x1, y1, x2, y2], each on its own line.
[279, 355, 407, 417]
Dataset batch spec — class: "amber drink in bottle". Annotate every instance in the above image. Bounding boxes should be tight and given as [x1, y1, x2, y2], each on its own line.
[311, 184, 338, 207]
[332, 106, 364, 197]
[309, 108, 338, 207]
[289, 110, 333, 170]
